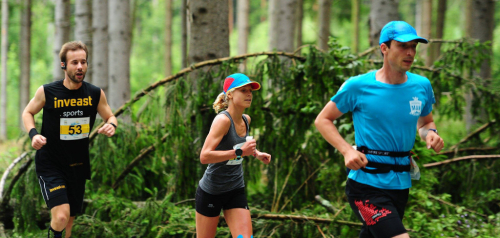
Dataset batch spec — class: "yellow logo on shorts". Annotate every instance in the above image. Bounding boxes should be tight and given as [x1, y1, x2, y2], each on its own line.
[49, 185, 66, 192]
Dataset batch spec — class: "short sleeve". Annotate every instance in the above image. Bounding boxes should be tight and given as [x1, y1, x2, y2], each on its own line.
[421, 80, 436, 116]
[330, 79, 357, 113]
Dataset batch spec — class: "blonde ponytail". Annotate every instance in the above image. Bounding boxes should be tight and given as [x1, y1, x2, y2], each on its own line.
[213, 92, 228, 113]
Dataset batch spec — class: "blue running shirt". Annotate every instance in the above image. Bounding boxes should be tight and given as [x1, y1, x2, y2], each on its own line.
[331, 70, 436, 189]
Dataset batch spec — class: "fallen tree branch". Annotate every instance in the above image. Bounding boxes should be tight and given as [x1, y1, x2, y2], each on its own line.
[0, 155, 33, 209]
[423, 155, 500, 168]
[315, 195, 337, 214]
[438, 147, 497, 156]
[428, 195, 487, 218]
[449, 120, 496, 151]
[235, 213, 362, 226]
[0, 156, 34, 226]
[112, 133, 169, 190]
[0, 152, 30, 200]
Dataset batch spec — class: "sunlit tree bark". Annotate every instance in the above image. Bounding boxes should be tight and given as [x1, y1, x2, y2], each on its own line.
[108, 0, 131, 110]
[52, 0, 70, 81]
[19, 0, 32, 130]
[92, 0, 108, 95]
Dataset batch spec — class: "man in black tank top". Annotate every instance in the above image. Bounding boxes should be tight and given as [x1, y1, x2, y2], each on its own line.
[22, 41, 117, 238]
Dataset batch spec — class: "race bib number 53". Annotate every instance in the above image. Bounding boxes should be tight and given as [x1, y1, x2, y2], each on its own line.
[60, 117, 90, 140]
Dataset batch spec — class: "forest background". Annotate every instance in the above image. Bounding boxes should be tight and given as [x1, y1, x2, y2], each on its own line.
[0, 0, 500, 237]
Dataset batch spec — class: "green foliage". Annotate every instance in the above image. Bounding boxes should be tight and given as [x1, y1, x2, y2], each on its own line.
[6, 37, 500, 237]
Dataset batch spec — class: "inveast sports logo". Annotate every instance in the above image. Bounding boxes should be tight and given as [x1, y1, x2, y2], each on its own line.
[54, 96, 93, 108]
[49, 185, 66, 192]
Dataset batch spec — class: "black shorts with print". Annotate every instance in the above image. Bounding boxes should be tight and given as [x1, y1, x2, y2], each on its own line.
[345, 179, 409, 238]
[195, 186, 249, 217]
[38, 175, 86, 217]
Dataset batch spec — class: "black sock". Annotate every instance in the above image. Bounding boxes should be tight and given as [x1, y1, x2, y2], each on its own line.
[48, 226, 64, 238]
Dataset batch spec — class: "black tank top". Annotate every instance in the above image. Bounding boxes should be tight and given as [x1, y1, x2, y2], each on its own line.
[198, 111, 249, 195]
[35, 80, 101, 180]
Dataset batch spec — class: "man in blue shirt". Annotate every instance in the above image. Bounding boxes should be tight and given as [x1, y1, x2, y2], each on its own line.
[315, 21, 444, 238]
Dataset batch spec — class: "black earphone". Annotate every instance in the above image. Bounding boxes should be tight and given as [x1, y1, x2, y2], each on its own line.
[61, 62, 66, 70]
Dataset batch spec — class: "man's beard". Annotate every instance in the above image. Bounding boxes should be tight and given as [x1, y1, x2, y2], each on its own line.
[68, 71, 85, 83]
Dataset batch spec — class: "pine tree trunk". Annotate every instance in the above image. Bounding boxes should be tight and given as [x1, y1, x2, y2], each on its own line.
[181, 0, 187, 69]
[295, 0, 303, 52]
[318, 0, 332, 51]
[108, 0, 131, 110]
[228, 0, 234, 35]
[165, 0, 172, 76]
[351, 0, 360, 53]
[187, 0, 230, 74]
[464, 0, 495, 131]
[237, 0, 249, 70]
[1, 0, 8, 140]
[268, 0, 297, 52]
[53, 0, 70, 81]
[431, 0, 446, 61]
[92, 0, 109, 95]
[369, 0, 399, 47]
[261, 0, 267, 22]
[19, 0, 32, 130]
[75, 0, 93, 83]
[421, 0, 432, 66]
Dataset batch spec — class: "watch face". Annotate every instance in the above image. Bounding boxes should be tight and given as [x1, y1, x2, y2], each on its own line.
[236, 149, 243, 156]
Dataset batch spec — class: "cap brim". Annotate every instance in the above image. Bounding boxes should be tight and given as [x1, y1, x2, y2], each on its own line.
[394, 34, 429, 44]
[233, 81, 261, 91]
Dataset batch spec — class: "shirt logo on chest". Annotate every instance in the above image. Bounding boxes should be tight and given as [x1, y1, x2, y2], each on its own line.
[409, 97, 422, 116]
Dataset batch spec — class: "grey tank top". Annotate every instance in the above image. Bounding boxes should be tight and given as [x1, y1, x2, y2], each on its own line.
[198, 110, 249, 195]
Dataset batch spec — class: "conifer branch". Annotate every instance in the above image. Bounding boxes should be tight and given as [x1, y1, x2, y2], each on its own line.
[90, 51, 306, 140]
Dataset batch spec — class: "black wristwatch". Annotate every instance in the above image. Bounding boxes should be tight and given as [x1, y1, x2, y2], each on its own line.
[109, 122, 117, 129]
[235, 148, 243, 159]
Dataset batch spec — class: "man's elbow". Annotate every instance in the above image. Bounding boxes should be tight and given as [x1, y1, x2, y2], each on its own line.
[314, 116, 323, 130]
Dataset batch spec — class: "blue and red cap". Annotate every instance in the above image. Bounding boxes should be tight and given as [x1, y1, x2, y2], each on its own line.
[223, 73, 261, 94]
[379, 21, 428, 45]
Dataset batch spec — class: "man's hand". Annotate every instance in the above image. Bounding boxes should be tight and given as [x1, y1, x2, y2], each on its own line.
[256, 151, 271, 164]
[97, 123, 116, 137]
[344, 149, 368, 170]
[32, 135, 47, 150]
[426, 131, 444, 152]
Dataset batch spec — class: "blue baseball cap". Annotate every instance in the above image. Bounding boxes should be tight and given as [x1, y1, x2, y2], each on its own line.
[223, 73, 261, 94]
[379, 21, 428, 45]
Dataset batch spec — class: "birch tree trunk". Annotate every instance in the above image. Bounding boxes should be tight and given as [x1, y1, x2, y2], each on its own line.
[53, 0, 70, 81]
[1, 0, 8, 140]
[237, 0, 249, 71]
[108, 0, 131, 110]
[369, 0, 399, 47]
[165, 0, 172, 76]
[19, 0, 32, 130]
[318, 0, 332, 51]
[268, 0, 297, 52]
[92, 0, 108, 95]
[351, 0, 360, 53]
[75, 0, 92, 83]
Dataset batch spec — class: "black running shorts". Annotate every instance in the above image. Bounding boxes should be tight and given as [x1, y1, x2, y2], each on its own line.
[195, 186, 249, 217]
[345, 179, 409, 238]
[38, 175, 86, 217]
